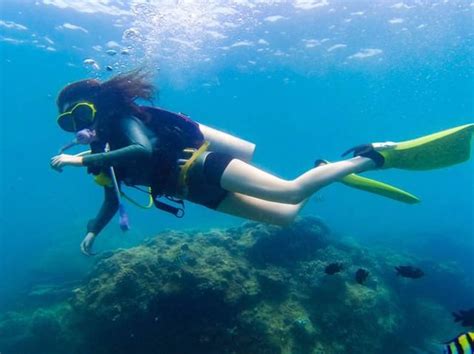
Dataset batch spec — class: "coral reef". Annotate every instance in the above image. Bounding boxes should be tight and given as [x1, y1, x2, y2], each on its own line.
[0, 304, 74, 354]
[0, 217, 467, 354]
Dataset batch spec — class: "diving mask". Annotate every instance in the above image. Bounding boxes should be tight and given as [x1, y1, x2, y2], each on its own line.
[57, 102, 97, 132]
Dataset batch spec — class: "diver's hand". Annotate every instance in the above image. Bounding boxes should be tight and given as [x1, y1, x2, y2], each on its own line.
[80, 232, 97, 256]
[50, 154, 83, 171]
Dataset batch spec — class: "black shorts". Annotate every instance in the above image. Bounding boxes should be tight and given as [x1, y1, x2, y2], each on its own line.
[185, 151, 234, 209]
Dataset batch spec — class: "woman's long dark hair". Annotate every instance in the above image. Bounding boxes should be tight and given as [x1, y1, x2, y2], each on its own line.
[97, 69, 156, 116]
[57, 68, 157, 116]
[57, 69, 158, 137]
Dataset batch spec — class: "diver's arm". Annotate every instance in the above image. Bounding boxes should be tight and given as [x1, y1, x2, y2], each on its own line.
[81, 186, 118, 256]
[82, 145, 149, 167]
[82, 117, 153, 168]
[86, 185, 119, 236]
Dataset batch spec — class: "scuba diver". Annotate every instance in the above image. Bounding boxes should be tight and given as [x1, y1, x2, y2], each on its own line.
[50, 70, 474, 256]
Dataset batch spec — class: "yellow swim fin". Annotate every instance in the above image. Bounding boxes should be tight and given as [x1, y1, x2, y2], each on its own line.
[380, 123, 474, 170]
[341, 173, 420, 204]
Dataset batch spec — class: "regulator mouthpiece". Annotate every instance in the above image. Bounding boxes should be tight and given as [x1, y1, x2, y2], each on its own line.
[75, 128, 97, 144]
[59, 129, 97, 153]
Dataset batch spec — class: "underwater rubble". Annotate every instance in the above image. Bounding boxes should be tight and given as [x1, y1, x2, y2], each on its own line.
[0, 217, 469, 354]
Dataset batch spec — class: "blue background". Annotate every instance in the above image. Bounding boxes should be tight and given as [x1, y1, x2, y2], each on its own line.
[0, 0, 472, 311]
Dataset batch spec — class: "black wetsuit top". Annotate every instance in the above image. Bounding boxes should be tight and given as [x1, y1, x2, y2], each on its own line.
[82, 115, 165, 235]
[82, 108, 232, 236]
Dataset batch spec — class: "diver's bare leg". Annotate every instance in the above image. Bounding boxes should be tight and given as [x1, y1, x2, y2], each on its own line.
[220, 156, 376, 204]
[216, 192, 308, 226]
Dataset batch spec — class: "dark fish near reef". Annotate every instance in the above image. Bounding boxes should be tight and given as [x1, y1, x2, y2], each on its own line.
[442, 332, 473, 354]
[395, 265, 425, 279]
[355, 268, 369, 284]
[453, 308, 474, 328]
[325, 262, 343, 275]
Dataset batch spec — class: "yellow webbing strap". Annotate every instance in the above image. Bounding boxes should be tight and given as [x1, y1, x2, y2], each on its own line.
[178, 141, 210, 197]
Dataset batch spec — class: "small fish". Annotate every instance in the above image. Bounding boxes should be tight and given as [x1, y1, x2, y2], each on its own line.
[453, 308, 474, 328]
[395, 265, 425, 279]
[442, 332, 473, 354]
[325, 262, 343, 275]
[355, 268, 369, 284]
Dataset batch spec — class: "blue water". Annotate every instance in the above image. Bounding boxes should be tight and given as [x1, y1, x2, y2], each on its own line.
[0, 0, 473, 331]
